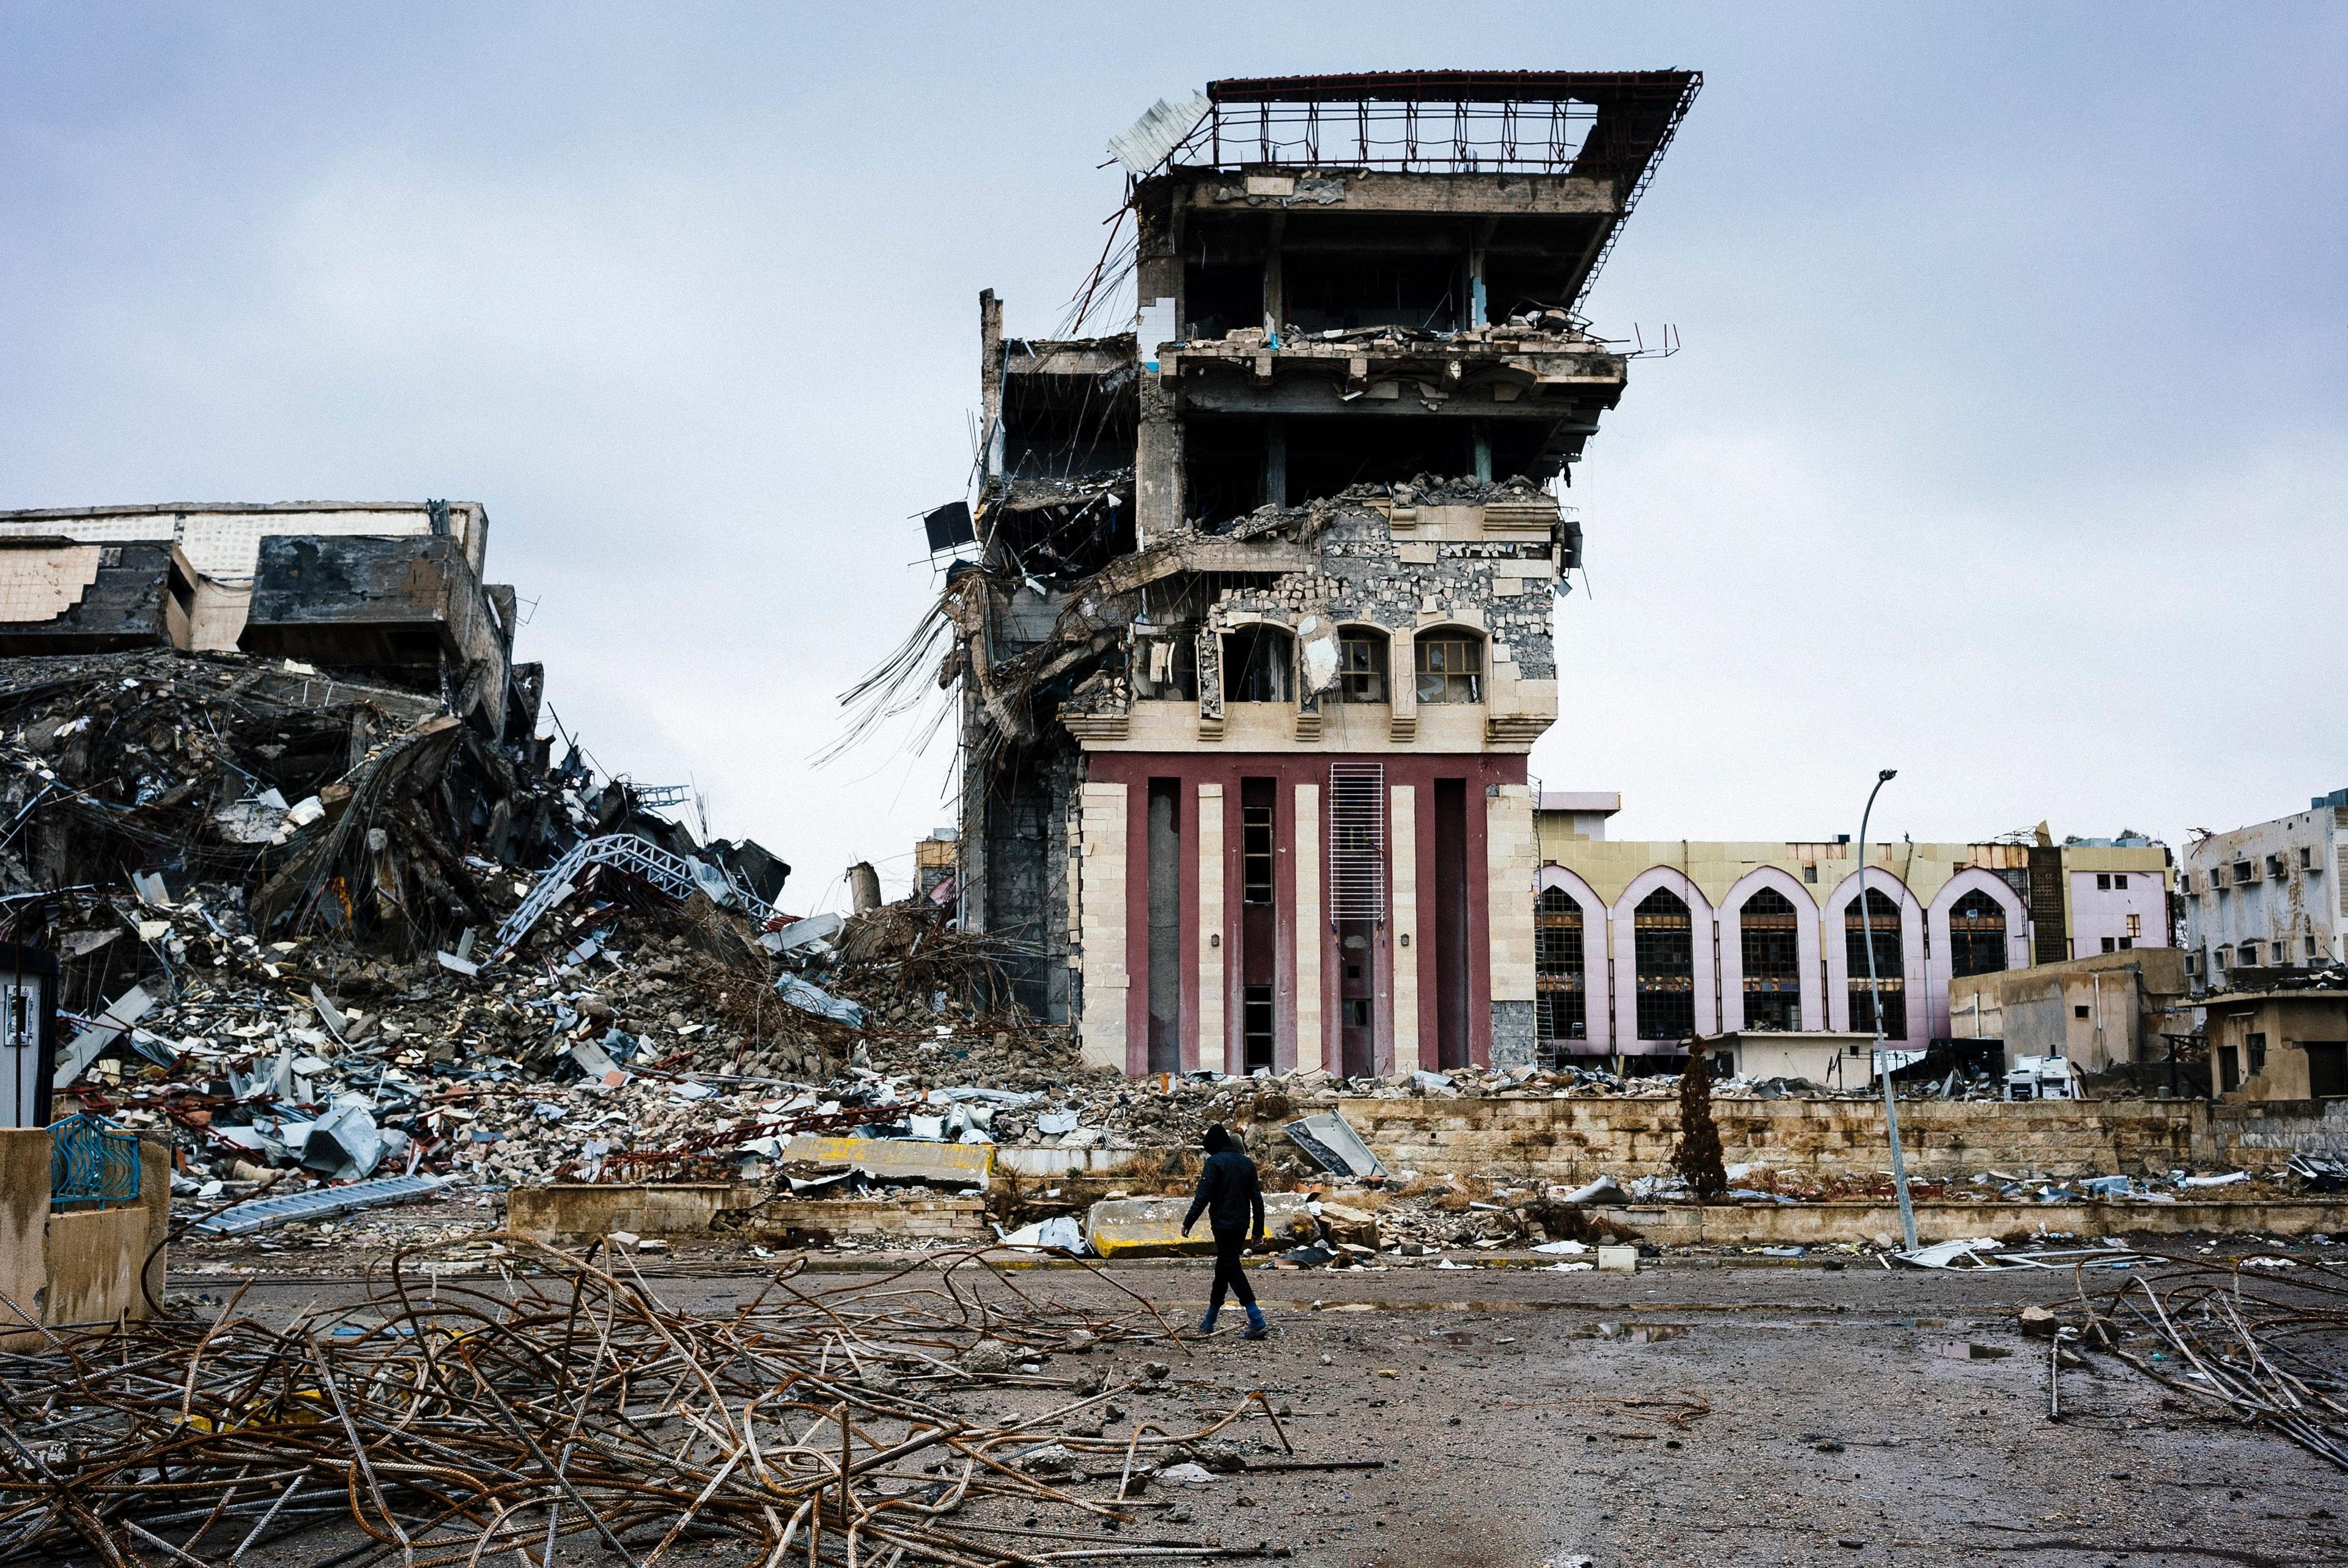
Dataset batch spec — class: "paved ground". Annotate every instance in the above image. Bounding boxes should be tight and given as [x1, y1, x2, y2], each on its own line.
[182, 1253, 2348, 1568]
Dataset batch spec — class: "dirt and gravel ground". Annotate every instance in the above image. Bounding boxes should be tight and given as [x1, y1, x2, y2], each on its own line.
[175, 1251, 2347, 1568]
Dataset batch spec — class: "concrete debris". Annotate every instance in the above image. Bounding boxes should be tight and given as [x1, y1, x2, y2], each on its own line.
[1001, 1214, 1087, 1251]
[1283, 1109, 1386, 1179]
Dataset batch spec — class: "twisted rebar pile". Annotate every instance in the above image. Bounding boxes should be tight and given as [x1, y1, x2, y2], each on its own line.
[0, 1240, 1294, 1566]
[2073, 1253, 2348, 1470]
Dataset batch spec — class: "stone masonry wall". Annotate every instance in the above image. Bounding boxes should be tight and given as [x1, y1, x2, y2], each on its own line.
[1338, 1096, 2221, 1182]
[2213, 1099, 2348, 1164]
[1200, 503, 1558, 682]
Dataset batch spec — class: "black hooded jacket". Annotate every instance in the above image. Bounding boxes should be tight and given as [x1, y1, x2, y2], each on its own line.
[1183, 1125, 1266, 1236]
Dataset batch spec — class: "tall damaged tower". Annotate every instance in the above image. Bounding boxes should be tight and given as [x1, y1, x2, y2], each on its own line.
[947, 71, 1698, 1077]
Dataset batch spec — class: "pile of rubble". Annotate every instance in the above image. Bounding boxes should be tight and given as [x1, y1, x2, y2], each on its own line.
[1, 647, 1067, 1207]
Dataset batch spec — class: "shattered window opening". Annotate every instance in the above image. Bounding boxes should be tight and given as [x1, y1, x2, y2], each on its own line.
[1947, 889, 2009, 979]
[1414, 632, 1483, 704]
[1222, 624, 1294, 704]
[1738, 886, 1801, 1032]
[1242, 984, 1275, 1072]
[1242, 804, 1274, 905]
[1845, 888, 1906, 1040]
[1633, 888, 1694, 1041]
[1284, 248, 1462, 335]
[1333, 627, 1389, 702]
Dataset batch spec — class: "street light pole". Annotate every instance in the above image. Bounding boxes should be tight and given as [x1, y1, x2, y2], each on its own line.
[1859, 768, 1919, 1253]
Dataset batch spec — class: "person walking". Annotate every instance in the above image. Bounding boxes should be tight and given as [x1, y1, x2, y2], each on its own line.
[1181, 1124, 1267, 1338]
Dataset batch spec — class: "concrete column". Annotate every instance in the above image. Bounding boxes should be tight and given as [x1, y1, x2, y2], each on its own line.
[1294, 782, 1323, 1075]
[1390, 784, 1421, 1072]
[1387, 627, 1417, 742]
[1485, 783, 1537, 1069]
[1076, 782, 1129, 1072]
[1197, 784, 1225, 1072]
[1136, 398, 1177, 546]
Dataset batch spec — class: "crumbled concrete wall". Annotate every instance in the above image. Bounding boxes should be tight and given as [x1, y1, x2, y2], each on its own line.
[1194, 502, 1559, 722]
[0, 1132, 48, 1346]
[508, 1182, 769, 1242]
[975, 745, 1080, 1021]
[506, 1183, 989, 1245]
[1, 1130, 171, 1343]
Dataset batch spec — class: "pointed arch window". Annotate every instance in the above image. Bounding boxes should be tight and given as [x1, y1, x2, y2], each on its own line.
[1845, 886, 1906, 1039]
[1740, 886, 1802, 1031]
[1536, 888, 1586, 1051]
[1948, 889, 2009, 979]
[1634, 888, 1695, 1041]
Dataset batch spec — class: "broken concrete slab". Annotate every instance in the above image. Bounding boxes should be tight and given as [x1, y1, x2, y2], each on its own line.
[57, 986, 157, 1086]
[506, 1183, 989, 1245]
[1284, 1111, 1387, 1180]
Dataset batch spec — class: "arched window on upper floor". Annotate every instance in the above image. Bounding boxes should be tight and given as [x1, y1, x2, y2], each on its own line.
[1414, 628, 1483, 704]
[1634, 888, 1695, 1042]
[1331, 625, 1389, 702]
[1222, 624, 1293, 704]
[1948, 889, 2010, 979]
[1845, 886, 1906, 1040]
[1740, 886, 1802, 1031]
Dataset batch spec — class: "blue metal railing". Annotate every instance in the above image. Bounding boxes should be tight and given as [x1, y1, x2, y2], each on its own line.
[50, 1113, 141, 1208]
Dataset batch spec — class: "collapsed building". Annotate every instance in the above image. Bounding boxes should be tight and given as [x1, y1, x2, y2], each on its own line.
[921, 72, 1703, 1078]
[0, 501, 524, 738]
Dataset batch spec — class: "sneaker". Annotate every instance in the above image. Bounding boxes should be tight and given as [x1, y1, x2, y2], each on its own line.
[1242, 1322, 1269, 1341]
[1195, 1314, 1219, 1336]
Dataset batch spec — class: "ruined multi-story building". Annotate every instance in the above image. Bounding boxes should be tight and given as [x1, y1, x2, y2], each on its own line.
[942, 72, 1701, 1077]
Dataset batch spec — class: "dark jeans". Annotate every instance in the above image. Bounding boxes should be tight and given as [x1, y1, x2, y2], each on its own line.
[1209, 1226, 1257, 1312]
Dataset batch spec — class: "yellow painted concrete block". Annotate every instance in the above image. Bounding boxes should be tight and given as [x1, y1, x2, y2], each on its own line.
[1082, 1193, 1313, 1258]
[781, 1136, 994, 1187]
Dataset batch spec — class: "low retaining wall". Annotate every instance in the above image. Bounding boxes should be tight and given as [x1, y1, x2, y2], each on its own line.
[1336, 1095, 2226, 1182]
[507, 1182, 764, 1243]
[2213, 1100, 2348, 1163]
[1595, 1198, 2348, 1248]
[744, 1197, 989, 1244]
[506, 1183, 989, 1245]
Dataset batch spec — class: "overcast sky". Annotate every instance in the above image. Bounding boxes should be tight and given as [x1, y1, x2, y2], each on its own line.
[2, 4, 2341, 910]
